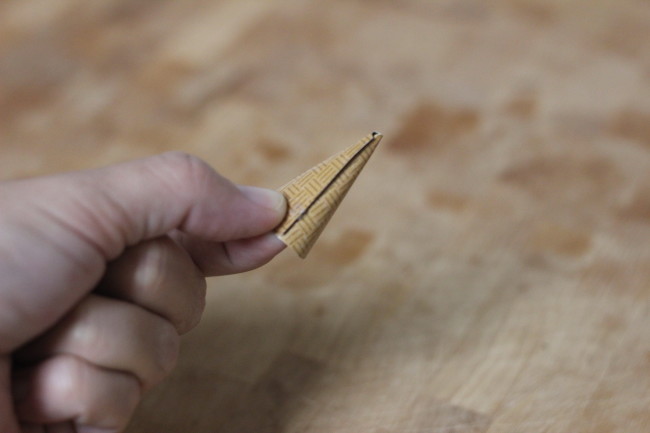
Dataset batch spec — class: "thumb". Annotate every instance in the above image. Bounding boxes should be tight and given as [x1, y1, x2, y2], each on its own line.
[71, 151, 287, 256]
[0, 152, 286, 352]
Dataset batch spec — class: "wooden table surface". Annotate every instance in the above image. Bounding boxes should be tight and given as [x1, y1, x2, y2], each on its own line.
[2, 1, 650, 431]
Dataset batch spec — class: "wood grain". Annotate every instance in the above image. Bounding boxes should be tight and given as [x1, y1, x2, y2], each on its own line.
[2, 0, 650, 432]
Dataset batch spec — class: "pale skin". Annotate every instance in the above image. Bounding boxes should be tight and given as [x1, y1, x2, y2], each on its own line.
[0, 152, 288, 433]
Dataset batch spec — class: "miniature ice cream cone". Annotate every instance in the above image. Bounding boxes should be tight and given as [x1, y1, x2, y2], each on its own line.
[274, 132, 382, 258]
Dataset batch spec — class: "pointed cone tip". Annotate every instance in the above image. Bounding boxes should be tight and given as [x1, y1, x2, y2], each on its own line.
[275, 132, 382, 258]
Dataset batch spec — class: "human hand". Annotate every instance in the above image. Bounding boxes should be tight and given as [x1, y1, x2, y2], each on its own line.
[0, 152, 287, 433]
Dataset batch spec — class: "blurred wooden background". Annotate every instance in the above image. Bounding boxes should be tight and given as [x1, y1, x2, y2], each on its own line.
[2, 0, 650, 431]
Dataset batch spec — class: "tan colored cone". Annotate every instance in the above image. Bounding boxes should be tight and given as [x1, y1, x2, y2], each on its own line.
[275, 132, 382, 258]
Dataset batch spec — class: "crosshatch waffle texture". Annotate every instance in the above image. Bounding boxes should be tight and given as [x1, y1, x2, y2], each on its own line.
[275, 132, 382, 258]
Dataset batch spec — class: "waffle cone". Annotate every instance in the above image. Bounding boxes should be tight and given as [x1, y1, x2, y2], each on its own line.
[275, 132, 382, 258]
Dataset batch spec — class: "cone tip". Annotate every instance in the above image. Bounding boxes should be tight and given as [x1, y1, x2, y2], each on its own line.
[276, 131, 384, 258]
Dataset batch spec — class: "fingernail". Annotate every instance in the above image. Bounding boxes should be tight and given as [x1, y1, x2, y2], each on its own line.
[240, 186, 287, 215]
[262, 232, 289, 253]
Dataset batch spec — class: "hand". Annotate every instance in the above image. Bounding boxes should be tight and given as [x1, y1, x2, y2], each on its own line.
[0, 152, 287, 433]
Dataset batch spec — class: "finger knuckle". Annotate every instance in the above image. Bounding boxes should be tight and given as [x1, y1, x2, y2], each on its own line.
[133, 240, 169, 296]
[45, 355, 84, 403]
[155, 151, 216, 192]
